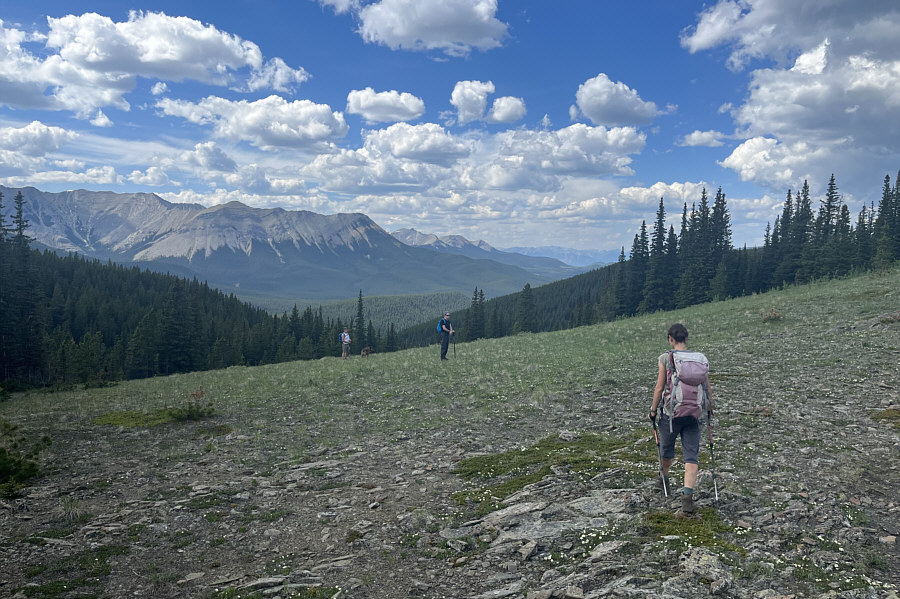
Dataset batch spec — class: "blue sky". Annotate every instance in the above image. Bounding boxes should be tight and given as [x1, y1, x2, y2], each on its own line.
[1, 1, 899, 251]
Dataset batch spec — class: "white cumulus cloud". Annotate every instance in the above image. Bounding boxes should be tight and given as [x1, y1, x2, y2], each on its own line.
[486, 96, 526, 124]
[365, 122, 470, 166]
[684, 0, 900, 198]
[346, 87, 426, 123]
[129, 166, 171, 186]
[356, 0, 507, 57]
[0, 121, 78, 155]
[680, 130, 726, 147]
[450, 80, 494, 125]
[681, 0, 900, 71]
[0, 12, 309, 119]
[574, 74, 661, 127]
[90, 110, 113, 127]
[177, 142, 238, 173]
[304, 122, 468, 193]
[157, 95, 349, 150]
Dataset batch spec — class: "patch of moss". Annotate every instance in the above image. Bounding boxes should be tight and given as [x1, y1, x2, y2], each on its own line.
[454, 465, 552, 516]
[94, 403, 216, 428]
[452, 432, 633, 517]
[872, 407, 900, 429]
[93, 409, 176, 427]
[187, 494, 224, 509]
[453, 432, 626, 481]
[644, 509, 744, 554]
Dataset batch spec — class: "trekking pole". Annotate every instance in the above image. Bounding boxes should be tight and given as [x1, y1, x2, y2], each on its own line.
[650, 415, 669, 498]
[452, 333, 456, 357]
[707, 410, 719, 504]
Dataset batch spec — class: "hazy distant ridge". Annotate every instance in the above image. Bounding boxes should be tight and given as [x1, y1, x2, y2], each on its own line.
[500, 245, 619, 267]
[392, 228, 588, 279]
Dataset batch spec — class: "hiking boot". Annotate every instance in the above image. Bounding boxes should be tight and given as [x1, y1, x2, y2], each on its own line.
[680, 493, 696, 515]
[654, 474, 670, 495]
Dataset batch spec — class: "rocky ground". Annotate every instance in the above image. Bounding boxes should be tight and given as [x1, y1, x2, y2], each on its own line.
[2, 308, 899, 598]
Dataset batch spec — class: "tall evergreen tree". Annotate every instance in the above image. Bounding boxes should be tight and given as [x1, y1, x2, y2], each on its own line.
[624, 222, 649, 315]
[512, 283, 536, 333]
[385, 323, 397, 352]
[675, 192, 712, 307]
[816, 174, 841, 242]
[366, 320, 377, 350]
[639, 200, 668, 313]
[873, 172, 900, 264]
[355, 290, 366, 349]
[855, 202, 875, 269]
[710, 187, 732, 262]
[2, 191, 44, 384]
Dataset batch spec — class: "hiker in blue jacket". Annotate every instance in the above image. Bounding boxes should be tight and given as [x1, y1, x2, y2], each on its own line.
[649, 323, 712, 515]
[439, 312, 454, 360]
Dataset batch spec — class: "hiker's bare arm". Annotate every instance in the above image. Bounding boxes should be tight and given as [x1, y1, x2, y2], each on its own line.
[650, 361, 666, 415]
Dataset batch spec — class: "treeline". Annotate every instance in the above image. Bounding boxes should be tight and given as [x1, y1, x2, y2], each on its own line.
[399, 171, 900, 345]
[314, 291, 469, 334]
[4, 168, 899, 387]
[0, 190, 400, 389]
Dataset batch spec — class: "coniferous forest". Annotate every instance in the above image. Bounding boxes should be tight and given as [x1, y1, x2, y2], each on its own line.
[2, 170, 899, 390]
[0, 189, 397, 389]
[397, 171, 900, 346]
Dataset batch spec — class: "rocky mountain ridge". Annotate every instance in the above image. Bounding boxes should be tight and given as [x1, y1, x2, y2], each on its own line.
[2, 186, 552, 300]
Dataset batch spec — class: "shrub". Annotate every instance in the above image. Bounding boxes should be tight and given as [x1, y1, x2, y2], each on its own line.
[1, 419, 51, 498]
[760, 308, 782, 322]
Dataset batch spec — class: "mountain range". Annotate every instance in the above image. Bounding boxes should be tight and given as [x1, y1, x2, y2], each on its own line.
[390, 228, 589, 279]
[499, 245, 619, 268]
[2, 186, 579, 301]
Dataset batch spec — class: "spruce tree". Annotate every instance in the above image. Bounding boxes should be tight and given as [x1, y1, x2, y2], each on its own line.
[639, 199, 668, 313]
[355, 290, 366, 349]
[854, 202, 875, 269]
[385, 323, 397, 352]
[512, 283, 536, 333]
[624, 222, 649, 315]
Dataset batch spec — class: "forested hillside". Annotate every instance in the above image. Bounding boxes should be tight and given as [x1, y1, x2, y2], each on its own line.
[244, 290, 470, 331]
[0, 190, 401, 389]
[3, 169, 899, 388]
[399, 172, 900, 346]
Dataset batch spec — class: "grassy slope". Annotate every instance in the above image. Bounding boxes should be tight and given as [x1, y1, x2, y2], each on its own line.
[3, 267, 898, 597]
[228, 290, 470, 330]
[5, 268, 897, 452]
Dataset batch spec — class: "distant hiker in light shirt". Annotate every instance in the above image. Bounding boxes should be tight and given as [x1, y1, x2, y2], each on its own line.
[340, 328, 351, 359]
[439, 312, 454, 361]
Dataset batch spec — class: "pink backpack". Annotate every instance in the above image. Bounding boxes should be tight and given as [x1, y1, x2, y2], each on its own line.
[663, 350, 710, 429]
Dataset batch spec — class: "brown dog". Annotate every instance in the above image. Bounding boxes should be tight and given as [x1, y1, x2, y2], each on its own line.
[360, 346, 372, 357]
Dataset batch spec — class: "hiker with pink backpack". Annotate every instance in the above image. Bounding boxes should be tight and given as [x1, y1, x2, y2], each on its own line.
[648, 323, 714, 515]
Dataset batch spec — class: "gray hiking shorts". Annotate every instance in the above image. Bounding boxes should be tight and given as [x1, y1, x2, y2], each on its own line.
[659, 416, 700, 465]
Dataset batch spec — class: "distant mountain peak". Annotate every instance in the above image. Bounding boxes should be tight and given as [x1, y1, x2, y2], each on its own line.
[4, 186, 558, 301]
[391, 228, 496, 252]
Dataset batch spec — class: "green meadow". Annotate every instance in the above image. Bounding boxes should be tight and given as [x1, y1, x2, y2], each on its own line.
[2, 267, 898, 598]
[3, 267, 898, 462]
